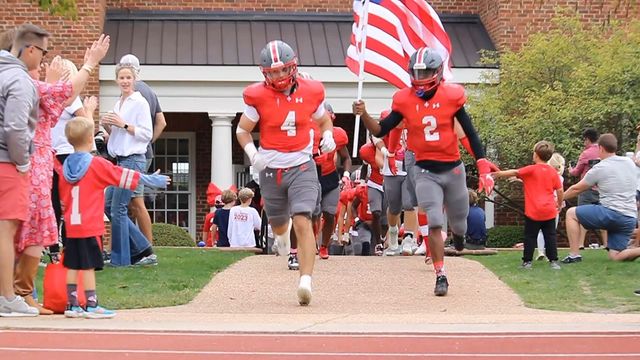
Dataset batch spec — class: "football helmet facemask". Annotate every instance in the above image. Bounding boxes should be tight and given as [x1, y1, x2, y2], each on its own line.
[408, 47, 444, 97]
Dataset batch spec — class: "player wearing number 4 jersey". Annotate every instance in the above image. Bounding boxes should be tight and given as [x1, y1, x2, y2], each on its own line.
[354, 47, 499, 297]
[236, 40, 335, 306]
[58, 117, 169, 318]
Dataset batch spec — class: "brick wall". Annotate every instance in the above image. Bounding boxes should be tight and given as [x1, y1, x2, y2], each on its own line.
[478, 0, 639, 51]
[1, 1, 106, 96]
[105, 0, 479, 14]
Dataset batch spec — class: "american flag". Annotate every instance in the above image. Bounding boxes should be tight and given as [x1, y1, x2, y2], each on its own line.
[346, 0, 453, 89]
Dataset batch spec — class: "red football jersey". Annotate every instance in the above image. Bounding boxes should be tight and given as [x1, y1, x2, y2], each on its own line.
[243, 78, 325, 153]
[392, 82, 466, 162]
[353, 184, 373, 222]
[518, 164, 562, 221]
[359, 143, 383, 186]
[315, 127, 349, 176]
[59, 157, 140, 238]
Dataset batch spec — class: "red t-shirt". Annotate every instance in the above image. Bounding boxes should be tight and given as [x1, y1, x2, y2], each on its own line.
[392, 82, 466, 162]
[59, 157, 140, 238]
[517, 163, 562, 221]
[359, 143, 383, 186]
[243, 78, 325, 153]
[314, 127, 349, 175]
[203, 212, 216, 246]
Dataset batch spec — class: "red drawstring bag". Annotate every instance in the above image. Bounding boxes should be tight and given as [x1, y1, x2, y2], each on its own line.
[43, 255, 86, 314]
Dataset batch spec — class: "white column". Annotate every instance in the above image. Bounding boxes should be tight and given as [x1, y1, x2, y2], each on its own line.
[209, 113, 234, 189]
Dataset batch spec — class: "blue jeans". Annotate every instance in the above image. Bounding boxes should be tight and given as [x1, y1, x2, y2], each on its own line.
[105, 154, 151, 266]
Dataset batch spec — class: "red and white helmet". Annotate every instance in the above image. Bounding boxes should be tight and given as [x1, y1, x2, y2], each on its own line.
[259, 40, 298, 91]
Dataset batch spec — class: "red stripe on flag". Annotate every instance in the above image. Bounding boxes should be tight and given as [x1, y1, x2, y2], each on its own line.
[345, 56, 407, 89]
[404, 0, 452, 53]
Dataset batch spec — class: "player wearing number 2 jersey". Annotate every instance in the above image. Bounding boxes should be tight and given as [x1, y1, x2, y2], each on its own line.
[354, 47, 499, 297]
[236, 40, 335, 306]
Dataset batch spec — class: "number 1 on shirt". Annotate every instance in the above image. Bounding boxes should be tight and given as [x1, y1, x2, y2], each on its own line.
[70, 185, 82, 225]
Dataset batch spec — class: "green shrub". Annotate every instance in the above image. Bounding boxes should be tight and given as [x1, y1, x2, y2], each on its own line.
[487, 226, 524, 248]
[152, 223, 195, 247]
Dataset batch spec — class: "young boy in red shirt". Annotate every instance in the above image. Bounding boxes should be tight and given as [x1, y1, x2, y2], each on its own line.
[59, 116, 169, 318]
[492, 141, 564, 269]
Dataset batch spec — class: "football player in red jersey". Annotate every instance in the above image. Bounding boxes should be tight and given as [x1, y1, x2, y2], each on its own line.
[353, 47, 498, 296]
[236, 41, 335, 306]
[358, 142, 386, 255]
[313, 103, 352, 260]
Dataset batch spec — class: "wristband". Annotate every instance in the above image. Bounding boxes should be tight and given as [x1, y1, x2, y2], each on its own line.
[343, 171, 350, 178]
[81, 64, 94, 75]
[322, 130, 333, 139]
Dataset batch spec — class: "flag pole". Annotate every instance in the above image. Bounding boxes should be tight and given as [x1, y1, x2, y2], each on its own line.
[353, 0, 370, 158]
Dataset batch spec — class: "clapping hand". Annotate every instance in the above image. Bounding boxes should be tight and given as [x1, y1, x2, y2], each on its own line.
[83, 96, 98, 115]
[45, 56, 70, 84]
[101, 112, 125, 129]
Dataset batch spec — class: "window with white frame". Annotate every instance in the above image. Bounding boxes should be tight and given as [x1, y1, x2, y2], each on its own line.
[145, 132, 196, 235]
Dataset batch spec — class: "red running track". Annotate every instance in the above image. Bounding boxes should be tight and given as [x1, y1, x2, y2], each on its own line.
[1, 330, 639, 359]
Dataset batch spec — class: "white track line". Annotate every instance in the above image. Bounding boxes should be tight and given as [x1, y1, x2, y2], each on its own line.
[0, 348, 639, 357]
[1, 330, 638, 338]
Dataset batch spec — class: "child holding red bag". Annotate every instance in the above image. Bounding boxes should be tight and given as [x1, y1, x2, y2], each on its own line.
[59, 115, 169, 318]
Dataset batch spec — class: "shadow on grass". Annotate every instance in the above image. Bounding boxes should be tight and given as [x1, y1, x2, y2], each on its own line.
[36, 248, 252, 309]
[473, 249, 640, 313]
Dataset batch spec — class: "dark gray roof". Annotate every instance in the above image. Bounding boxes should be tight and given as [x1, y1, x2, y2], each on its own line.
[102, 11, 496, 68]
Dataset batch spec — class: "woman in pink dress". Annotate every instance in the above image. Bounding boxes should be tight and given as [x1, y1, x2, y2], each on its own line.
[13, 35, 110, 315]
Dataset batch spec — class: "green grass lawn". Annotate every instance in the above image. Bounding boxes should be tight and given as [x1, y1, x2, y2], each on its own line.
[473, 249, 640, 313]
[36, 248, 252, 309]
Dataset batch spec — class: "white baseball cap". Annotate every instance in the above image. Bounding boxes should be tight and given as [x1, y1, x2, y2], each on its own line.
[119, 54, 140, 73]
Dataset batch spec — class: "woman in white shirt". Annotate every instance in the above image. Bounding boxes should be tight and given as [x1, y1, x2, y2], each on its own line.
[228, 188, 262, 247]
[102, 64, 154, 266]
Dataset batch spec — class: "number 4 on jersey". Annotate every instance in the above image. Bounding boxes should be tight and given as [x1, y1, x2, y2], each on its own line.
[280, 111, 296, 136]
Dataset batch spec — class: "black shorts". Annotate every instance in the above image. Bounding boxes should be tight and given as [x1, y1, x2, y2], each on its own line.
[63, 236, 104, 271]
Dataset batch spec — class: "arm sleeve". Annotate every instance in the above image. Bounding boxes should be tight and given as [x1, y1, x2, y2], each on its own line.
[582, 167, 598, 187]
[387, 126, 403, 153]
[133, 100, 153, 143]
[95, 157, 141, 190]
[312, 101, 326, 120]
[243, 105, 259, 122]
[252, 208, 261, 230]
[455, 106, 485, 159]
[570, 153, 587, 177]
[3, 76, 35, 167]
[375, 111, 404, 138]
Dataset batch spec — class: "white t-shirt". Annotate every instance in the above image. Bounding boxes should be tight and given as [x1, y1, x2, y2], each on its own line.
[52, 97, 83, 155]
[227, 205, 261, 247]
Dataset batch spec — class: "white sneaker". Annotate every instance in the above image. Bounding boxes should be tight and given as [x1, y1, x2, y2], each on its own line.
[297, 276, 312, 306]
[0, 296, 39, 317]
[401, 235, 416, 256]
[414, 241, 427, 256]
[383, 245, 402, 256]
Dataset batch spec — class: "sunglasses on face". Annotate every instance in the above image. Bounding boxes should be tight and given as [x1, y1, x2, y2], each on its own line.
[28, 44, 48, 57]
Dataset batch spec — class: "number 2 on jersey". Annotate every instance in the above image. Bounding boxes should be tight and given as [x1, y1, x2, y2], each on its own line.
[70, 185, 82, 225]
[422, 115, 440, 141]
[280, 111, 296, 136]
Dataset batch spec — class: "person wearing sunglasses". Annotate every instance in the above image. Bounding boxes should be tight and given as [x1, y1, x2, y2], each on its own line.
[0, 23, 50, 317]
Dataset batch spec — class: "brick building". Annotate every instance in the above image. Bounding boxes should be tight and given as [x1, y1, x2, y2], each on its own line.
[1, 0, 637, 239]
